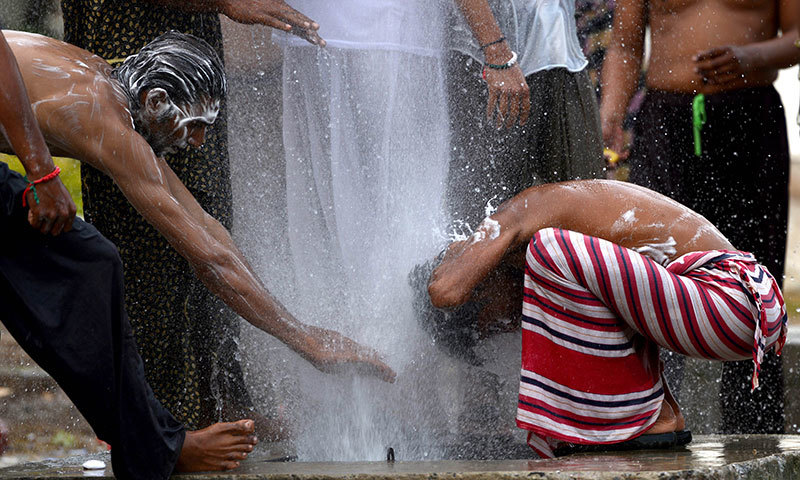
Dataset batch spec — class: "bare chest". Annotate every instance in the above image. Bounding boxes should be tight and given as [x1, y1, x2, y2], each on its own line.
[650, 0, 775, 17]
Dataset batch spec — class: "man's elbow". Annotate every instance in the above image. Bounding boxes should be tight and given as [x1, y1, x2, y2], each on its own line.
[428, 279, 468, 310]
[191, 246, 236, 283]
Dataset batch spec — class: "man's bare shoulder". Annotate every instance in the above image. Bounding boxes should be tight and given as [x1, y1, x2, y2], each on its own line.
[6, 30, 128, 114]
[548, 179, 688, 213]
[508, 179, 696, 230]
[5, 31, 135, 158]
[4, 30, 112, 73]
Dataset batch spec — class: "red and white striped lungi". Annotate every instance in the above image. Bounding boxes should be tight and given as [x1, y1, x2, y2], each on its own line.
[516, 228, 787, 458]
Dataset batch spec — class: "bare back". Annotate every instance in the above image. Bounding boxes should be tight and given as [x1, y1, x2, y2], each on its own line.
[507, 180, 735, 261]
[0, 31, 132, 169]
[429, 180, 735, 309]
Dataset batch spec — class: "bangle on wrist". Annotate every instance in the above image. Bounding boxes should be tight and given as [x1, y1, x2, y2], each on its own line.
[482, 51, 518, 80]
[479, 36, 506, 50]
[484, 50, 518, 70]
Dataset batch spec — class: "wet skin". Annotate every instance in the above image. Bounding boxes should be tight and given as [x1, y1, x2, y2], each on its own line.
[140, 93, 218, 157]
[178, 420, 259, 472]
[0, 31, 76, 236]
[599, 0, 799, 155]
[428, 180, 733, 435]
[428, 179, 733, 310]
[0, 29, 394, 387]
[647, 0, 796, 93]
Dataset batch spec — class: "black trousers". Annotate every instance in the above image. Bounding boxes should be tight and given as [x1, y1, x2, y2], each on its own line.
[629, 86, 789, 434]
[0, 163, 184, 479]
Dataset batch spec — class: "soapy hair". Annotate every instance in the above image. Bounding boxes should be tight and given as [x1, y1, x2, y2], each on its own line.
[113, 31, 226, 112]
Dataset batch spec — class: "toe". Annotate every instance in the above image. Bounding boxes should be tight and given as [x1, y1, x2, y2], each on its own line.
[228, 451, 248, 461]
[225, 419, 255, 435]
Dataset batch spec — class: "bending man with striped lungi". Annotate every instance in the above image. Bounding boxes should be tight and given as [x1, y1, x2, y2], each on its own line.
[426, 179, 786, 458]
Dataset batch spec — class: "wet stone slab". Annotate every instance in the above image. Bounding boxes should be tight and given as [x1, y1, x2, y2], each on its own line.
[1, 435, 800, 479]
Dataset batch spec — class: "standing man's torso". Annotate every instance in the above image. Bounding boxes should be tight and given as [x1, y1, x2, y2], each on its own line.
[647, 0, 780, 92]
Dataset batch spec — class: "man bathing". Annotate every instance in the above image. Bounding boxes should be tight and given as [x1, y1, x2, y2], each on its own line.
[425, 179, 786, 457]
[1, 29, 394, 380]
[0, 29, 393, 478]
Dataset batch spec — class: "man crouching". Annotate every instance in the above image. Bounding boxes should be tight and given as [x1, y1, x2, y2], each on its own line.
[422, 179, 785, 457]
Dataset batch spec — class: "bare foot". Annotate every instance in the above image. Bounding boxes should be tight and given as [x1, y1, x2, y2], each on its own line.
[223, 404, 290, 443]
[176, 419, 258, 472]
[646, 400, 678, 435]
[662, 379, 686, 431]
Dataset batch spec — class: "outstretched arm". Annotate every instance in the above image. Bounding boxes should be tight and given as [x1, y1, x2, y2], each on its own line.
[141, 0, 325, 46]
[95, 129, 394, 382]
[0, 31, 75, 235]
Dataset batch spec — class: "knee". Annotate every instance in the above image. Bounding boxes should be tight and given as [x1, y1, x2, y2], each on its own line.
[87, 231, 122, 268]
[527, 228, 569, 272]
[71, 221, 124, 275]
[529, 227, 562, 254]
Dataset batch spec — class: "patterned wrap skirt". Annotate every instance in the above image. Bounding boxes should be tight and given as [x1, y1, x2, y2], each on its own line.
[516, 228, 787, 458]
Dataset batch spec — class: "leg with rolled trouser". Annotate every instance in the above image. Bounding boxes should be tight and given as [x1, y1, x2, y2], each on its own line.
[517, 228, 786, 457]
[0, 164, 184, 480]
[628, 88, 790, 433]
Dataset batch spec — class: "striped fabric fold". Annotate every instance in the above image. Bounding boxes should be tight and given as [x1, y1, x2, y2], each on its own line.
[517, 228, 787, 458]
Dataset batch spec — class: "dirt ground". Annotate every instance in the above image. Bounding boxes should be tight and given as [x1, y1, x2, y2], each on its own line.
[0, 325, 105, 468]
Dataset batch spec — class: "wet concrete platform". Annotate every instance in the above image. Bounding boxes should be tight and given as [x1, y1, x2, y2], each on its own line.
[1, 435, 799, 479]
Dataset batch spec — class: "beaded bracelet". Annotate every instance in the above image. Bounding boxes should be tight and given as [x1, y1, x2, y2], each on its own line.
[479, 36, 506, 50]
[22, 166, 61, 207]
[484, 51, 518, 70]
[481, 51, 519, 80]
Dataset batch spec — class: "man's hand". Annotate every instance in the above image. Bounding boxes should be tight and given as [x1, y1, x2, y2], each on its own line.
[453, 0, 529, 128]
[26, 176, 76, 236]
[298, 325, 396, 383]
[693, 45, 754, 87]
[599, 95, 630, 164]
[218, 0, 325, 46]
[0, 30, 75, 234]
[485, 64, 530, 129]
[600, 111, 628, 162]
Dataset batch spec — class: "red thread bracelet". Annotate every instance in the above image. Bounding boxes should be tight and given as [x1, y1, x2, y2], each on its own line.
[22, 166, 61, 207]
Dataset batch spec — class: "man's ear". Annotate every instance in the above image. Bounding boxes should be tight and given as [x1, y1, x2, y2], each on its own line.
[141, 88, 173, 116]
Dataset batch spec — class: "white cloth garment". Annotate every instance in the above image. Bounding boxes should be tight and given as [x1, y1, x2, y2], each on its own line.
[448, 0, 588, 76]
[275, 0, 444, 57]
[276, 1, 450, 326]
